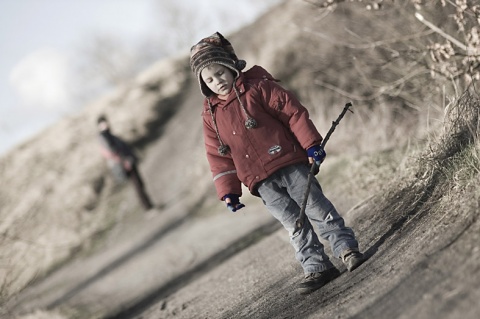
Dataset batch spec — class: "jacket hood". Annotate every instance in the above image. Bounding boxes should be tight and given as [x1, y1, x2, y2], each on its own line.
[243, 65, 279, 82]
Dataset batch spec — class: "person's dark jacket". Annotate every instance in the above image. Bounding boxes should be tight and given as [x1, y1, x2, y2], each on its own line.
[98, 130, 137, 181]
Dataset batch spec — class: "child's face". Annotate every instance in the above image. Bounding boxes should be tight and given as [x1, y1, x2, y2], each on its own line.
[201, 64, 235, 97]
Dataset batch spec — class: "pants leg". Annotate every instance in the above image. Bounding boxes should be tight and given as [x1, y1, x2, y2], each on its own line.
[258, 164, 360, 273]
[128, 165, 153, 210]
[258, 168, 334, 274]
[284, 164, 359, 258]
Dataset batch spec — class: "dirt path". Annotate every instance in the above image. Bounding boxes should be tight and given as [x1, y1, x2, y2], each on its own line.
[9, 175, 480, 319]
[8, 195, 279, 319]
[136, 188, 480, 319]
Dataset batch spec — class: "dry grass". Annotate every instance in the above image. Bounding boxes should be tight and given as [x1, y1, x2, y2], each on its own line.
[355, 88, 480, 231]
[412, 89, 480, 202]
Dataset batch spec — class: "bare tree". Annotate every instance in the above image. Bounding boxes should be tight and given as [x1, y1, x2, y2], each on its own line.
[71, 32, 164, 107]
[305, 0, 480, 92]
[77, 34, 138, 86]
[69, 0, 283, 108]
[151, 0, 283, 54]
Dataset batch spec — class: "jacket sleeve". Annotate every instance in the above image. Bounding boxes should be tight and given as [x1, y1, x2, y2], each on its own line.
[203, 114, 243, 200]
[259, 80, 323, 150]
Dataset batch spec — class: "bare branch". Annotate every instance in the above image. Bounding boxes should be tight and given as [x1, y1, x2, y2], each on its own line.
[301, 26, 434, 49]
[415, 12, 468, 51]
[315, 68, 430, 101]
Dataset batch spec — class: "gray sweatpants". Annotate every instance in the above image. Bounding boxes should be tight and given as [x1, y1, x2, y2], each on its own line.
[257, 163, 359, 274]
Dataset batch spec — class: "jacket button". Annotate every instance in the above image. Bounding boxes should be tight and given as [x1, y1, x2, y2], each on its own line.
[245, 154, 249, 158]
[233, 131, 236, 135]
[255, 176, 259, 179]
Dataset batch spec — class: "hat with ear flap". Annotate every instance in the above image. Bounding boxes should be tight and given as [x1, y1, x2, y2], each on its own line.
[190, 32, 246, 97]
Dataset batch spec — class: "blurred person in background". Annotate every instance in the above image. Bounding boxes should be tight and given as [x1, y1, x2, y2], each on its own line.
[97, 115, 153, 211]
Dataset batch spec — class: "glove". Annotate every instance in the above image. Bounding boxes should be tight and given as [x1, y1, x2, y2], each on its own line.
[222, 194, 245, 212]
[307, 145, 326, 165]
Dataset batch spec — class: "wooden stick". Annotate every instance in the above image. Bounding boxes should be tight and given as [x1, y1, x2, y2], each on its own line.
[293, 102, 353, 234]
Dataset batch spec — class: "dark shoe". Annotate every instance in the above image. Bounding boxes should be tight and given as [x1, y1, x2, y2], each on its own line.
[297, 267, 341, 295]
[342, 250, 365, 272]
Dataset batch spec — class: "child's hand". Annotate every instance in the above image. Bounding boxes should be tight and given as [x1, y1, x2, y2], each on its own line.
[307, 145, 326, 166]
[223, 194, 245, 212]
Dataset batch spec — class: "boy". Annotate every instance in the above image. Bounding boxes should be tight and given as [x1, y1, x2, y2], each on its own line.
[190, 32, 365, 294]
[97, 115, 154, 211]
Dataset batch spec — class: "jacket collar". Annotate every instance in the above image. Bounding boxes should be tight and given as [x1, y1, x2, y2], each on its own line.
[202, 65, 277, 112]
[204, 74, 246, 111]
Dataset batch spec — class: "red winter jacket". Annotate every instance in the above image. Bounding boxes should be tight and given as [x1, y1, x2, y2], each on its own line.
[202, 65, 323, 200]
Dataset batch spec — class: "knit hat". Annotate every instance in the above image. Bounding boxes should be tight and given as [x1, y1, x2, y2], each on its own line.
[190, 32, 246, 97]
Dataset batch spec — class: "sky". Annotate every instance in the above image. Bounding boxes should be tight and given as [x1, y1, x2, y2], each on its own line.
[0, 0, 279, 155]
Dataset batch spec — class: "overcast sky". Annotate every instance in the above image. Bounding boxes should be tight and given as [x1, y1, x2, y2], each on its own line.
[0, 0, 279, 155]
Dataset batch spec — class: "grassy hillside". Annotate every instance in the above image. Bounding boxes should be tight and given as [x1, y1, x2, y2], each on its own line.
[1, 0, 478, 313]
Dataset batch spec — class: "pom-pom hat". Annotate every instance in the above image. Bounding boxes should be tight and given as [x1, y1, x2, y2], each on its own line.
[191, 32, 255, 156]
[190, 32, 246, 97]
